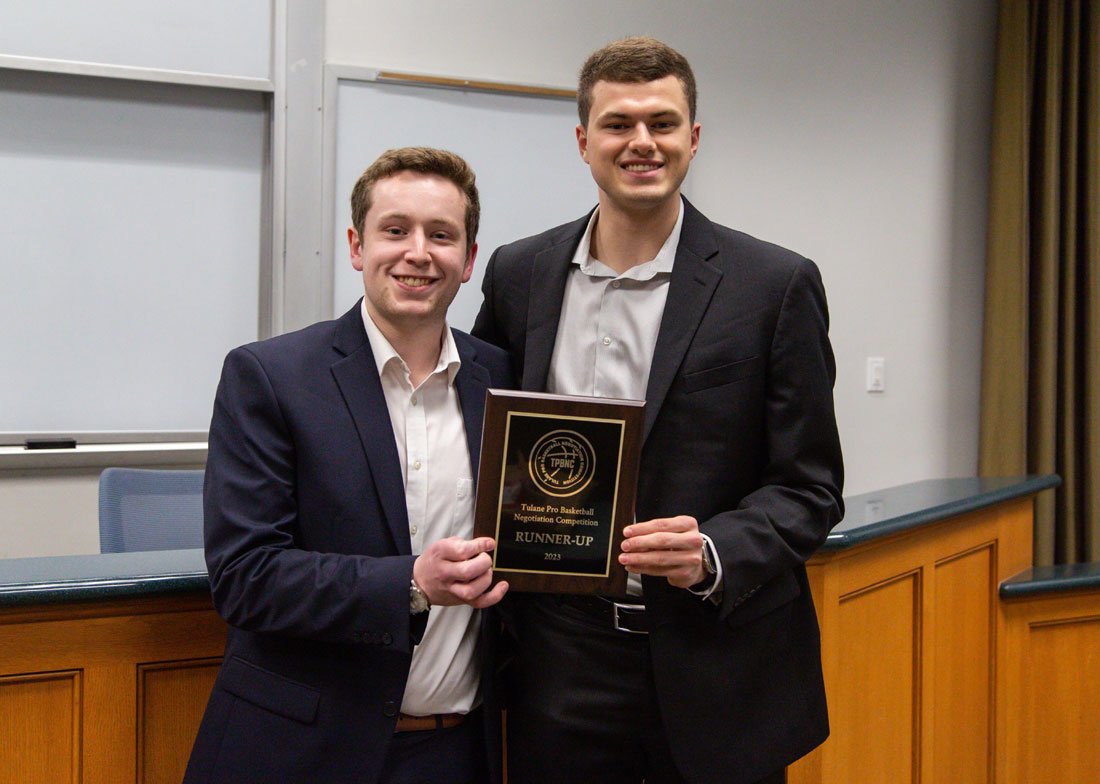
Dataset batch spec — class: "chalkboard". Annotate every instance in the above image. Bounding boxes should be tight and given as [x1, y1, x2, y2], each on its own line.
[328, 70, 597, 330]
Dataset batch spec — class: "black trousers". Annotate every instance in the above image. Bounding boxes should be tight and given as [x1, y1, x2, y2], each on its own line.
[504, 596, 786, 784]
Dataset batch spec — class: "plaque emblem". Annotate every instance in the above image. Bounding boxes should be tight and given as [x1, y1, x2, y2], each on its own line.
[529, 430, 596, 497]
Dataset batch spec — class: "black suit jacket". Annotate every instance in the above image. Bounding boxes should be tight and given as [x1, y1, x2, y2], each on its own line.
[184, 303, 513, 784]
[472, 198, 844, 783]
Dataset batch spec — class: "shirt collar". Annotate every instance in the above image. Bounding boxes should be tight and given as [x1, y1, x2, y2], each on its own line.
[360, 299, 462, 387]
[570, 197, 685, 281]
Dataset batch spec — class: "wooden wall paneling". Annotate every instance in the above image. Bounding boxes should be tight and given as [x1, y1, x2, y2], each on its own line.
[790, 494, 1035, 784]
[137, 658, 222, 784]
[0, 670, 81, 784]
[0, 594, 227, 784]
[82, 662, 137, 783]
[930, 542, 996, 783]
[834, 569, 923, 783]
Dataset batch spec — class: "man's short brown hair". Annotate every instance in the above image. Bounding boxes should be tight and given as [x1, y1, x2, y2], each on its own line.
[577, 37, 697, 128]
[350, 147, 480, 250]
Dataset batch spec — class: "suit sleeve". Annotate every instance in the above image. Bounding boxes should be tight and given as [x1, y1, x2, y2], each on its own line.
[702, 259, 844, 620]
[203, 346, 425, 651]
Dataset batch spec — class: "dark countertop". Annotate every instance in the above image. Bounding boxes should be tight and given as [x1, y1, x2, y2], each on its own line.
[999, 562, 1100, 599]
[0, 476, 1063, 607]
[820, 475, 1060, 551]
[0, 548, 209, 607]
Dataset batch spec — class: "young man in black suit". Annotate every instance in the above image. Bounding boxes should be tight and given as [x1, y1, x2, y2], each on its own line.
[185, 148, 512, 784]
[473, 38, 845, 784]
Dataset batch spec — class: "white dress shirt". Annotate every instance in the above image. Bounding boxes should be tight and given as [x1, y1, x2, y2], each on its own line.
[361, 302, 480, 715]
[546, 201, 722, 599]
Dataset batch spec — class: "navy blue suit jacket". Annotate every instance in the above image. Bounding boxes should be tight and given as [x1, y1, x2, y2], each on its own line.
[184, 303, 513, 784]
[472, 198, 845, 783]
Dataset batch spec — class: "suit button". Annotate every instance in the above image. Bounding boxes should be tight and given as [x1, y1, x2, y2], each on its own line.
[384, 701, 397, 717]
[381, 632, 393, 646]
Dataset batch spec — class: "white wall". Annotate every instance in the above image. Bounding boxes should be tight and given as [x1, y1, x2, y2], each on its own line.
[327, 0, 996, 496]
[2, 0, 995, 559]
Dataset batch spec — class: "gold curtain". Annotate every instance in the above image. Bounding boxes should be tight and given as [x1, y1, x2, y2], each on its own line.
[980, 0, 1099, 565]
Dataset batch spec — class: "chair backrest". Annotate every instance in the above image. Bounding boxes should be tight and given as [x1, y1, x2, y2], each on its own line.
[98, 468, 205, 553]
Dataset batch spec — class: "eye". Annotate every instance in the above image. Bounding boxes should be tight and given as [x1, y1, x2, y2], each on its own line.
[384, 226, 406, 236]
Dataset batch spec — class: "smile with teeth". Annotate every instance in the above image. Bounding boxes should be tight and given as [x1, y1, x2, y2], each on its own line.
[395, 275, 433, 287]
[623, 163, 662, 171]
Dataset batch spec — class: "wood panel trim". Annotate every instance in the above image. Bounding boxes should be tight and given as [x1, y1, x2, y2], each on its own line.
[0, 592, 215, 626]
[0, 669, 83, 783]
[838, 568, 923, 782]
[136, 657, 223, 784]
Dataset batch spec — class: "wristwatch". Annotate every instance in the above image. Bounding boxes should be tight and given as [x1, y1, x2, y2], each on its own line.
[409, 579, 431, 615]
[691, 540, 718, 592]
[700, 540, 718, 578]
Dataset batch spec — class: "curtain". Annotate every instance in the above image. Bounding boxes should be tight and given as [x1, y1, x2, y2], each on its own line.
[980, 0, 1099, 565]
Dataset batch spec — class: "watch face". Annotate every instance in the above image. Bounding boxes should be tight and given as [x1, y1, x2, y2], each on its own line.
[702, 544, 717, 574]
[410, 583, 430, 614]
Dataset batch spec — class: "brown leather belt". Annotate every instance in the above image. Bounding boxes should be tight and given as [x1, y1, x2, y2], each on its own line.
[394, 712, 467, 732]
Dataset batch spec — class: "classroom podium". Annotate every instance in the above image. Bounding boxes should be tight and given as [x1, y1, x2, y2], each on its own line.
[0, 477, 1066, 784]
[997, 563, 1100, 784]
[788, 475, 1057, 784]
[0, 550, 224, 784]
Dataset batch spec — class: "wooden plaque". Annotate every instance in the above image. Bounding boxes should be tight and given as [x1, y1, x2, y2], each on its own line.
[474, 389, 644, 597]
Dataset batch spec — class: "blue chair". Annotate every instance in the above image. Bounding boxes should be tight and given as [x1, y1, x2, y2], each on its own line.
[98, 468, 205, 553]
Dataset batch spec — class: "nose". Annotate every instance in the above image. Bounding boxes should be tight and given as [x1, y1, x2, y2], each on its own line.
[629, 123, 656, 154]
[405, 229, 430, 264]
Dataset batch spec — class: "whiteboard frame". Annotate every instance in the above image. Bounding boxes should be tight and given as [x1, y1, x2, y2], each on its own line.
[0, 54, 274, 92]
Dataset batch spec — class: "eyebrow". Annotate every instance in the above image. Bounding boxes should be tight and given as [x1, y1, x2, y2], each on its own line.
[598, 109, 681, 122]
[375, 211, 462, 229]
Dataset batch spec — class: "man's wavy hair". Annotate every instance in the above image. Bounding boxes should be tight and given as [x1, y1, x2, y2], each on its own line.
[350, 147, 480, 250]
[577, 37, 697, 127]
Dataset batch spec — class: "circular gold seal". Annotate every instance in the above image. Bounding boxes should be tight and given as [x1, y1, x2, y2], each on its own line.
[529, 430, 596, 497]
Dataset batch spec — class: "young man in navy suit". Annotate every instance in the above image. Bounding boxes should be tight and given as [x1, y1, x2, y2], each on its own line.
[185, 147, 513, 784]
[473, 38, 845, 784]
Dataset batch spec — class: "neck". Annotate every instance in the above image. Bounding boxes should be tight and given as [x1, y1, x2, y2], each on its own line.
[590, 194, 680, 275]
[373, 314, 446, 388]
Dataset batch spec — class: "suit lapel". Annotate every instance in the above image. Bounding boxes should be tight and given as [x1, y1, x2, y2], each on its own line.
[643, 200, 723, 442]
[453, 332, 492, 482]
[522, 212, 592, 391]
[329, 304, 411, 554]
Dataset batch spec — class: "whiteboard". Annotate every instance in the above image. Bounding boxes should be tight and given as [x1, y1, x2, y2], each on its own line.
[0, 0, 272, 80]
[0, 69, 266, 433]
[330, 75, 597, 331]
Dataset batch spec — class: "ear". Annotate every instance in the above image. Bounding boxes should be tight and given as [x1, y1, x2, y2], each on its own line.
[348, 227, 363, 271]
[690, 122, 701, 159]
[576, 124, 589, 164]
[461, 243, 478, 283]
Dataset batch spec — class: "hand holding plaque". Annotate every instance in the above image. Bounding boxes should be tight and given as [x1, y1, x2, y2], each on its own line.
[473, 390, 643, 597]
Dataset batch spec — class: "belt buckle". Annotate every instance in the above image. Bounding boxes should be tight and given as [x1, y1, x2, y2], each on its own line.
[612, 602, 648, 634]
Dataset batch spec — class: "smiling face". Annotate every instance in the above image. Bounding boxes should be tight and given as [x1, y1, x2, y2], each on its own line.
[348, 170, 476, 340]
[577, 75, 700, 218]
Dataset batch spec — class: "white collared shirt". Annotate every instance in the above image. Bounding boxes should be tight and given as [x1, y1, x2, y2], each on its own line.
[361, 302, 480, 715]
[546, 203, 682, 402]
[546, 200, 722, 599]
